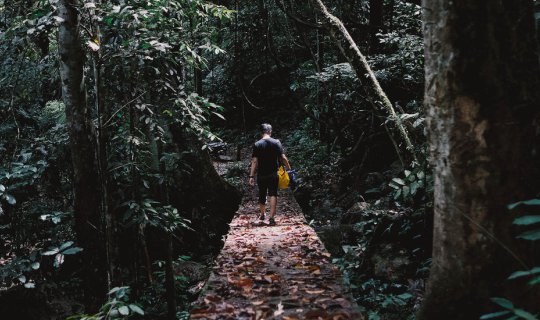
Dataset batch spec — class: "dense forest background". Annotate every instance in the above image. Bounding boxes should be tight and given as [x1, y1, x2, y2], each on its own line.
[0, 0, 539, 319]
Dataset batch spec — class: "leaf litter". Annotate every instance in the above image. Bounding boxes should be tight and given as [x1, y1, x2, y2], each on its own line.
[191, 190, 363, 319]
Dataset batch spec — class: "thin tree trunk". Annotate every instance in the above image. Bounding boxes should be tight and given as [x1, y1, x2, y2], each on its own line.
[128, 98, 153, 286]
[309, 0, 417, 161]
[165, 232, 176, 319]
[418, 1, 540, 318]
[90, 1, 114, 289]
[154, 137, 177, 320]
[194, 64, 203, 96]
[57, 0, 106, 311]
[369, 0, 384, 52]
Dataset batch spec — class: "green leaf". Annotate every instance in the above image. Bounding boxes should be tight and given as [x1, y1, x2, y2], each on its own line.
[397, 292, 413, 300]
[403, 185, 410, 198]
[517, 229, 540, 241]
[108, 287, 122, 294]
[490, 297, 514, 309]
[513, 215, 540, 226]
[5, 194, 16, 205]
[513, 308, 537, 320]
[59, 241, 74, 251]
[118, 306, 129, 316]
[0, 184, 5, 192]
[42, 248, 59, 256]
[104, 16, 114, 25]
[528, 275, 540, 286]
[31, 262, 40, 270]
[508, 267, 540, 280]
[18, 275, 26, 283]
[480, 311, 511, 319]
[508, 199, 540, 210]
[62, 247, 83, 255]
[24, 282, 35, 289]
[392, 178, 405, 186]
[410, 181, 419, 195]
[129, 304, 144, 315]
[54, 254, 64, 268]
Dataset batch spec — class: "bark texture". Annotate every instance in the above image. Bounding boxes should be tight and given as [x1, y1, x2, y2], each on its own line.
[309, 0, 417, 161]
[170, 127, 241, 253]
[419, 1, 540, 319]
[58, 0, 106, 310]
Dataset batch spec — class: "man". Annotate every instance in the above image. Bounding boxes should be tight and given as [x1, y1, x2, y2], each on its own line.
[249, 123, 291, 226]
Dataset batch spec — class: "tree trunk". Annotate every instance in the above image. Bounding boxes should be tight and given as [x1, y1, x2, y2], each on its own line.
[57, 0, 106, 311]
[418, 1, 540, 319]
[309, 0, 417, 161]
[194, 65, 203, 96]
[165, 233, 176, 320]
[169, 127, 241, 252]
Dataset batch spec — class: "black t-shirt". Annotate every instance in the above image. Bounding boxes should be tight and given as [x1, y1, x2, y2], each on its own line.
[252, 138, 284, 176]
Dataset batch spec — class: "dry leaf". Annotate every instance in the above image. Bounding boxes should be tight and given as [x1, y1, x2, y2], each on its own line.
[306, 289, 325, 294]
[274, 302, 284, 316]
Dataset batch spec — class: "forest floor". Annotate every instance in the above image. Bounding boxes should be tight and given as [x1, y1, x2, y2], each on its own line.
[190, 174, 363, 319]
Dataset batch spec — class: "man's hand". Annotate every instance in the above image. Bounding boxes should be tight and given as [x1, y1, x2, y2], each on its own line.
[281, 154, 292, 170]
[250, 157, 257, 186]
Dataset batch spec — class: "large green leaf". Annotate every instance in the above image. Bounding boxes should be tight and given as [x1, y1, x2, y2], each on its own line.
[118, 306, 129, 316]
[508, 199, 540, 210]
[508, 267, 540, 280]
[512, 308, 537, 320]
[490, 297, 514, 309]
[129, 304, 144, 315]
[513, 215, 540, 226]
[517, 229, 540, 241]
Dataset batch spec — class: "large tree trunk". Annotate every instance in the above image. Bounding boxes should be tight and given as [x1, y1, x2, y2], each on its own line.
[419, 1, 540, 319]
[58, 0, 107, 311]
[309, 0, 417, 161]
[169, 127, 241, 253]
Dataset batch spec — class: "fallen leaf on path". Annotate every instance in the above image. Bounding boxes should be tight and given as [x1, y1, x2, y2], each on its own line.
[306, 289, 325, 294]
[274, 302, 284, 316]
[204, 294, 222, 304]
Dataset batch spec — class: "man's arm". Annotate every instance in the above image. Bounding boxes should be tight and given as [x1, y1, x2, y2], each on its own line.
[249, 157, 258, 186]
[281, 154, 291, 170]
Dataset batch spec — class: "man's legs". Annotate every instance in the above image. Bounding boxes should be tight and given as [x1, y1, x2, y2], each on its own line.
[259, 202, 266, 218]
[257, 176, 268, 219]
[268, 196, 277, 219]
[267, 174, 279, 224]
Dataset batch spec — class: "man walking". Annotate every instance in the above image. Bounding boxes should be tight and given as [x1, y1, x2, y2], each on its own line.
[249, 123, 291, 226]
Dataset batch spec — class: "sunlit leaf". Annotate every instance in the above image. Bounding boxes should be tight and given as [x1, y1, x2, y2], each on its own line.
[118, 306, 129, 316]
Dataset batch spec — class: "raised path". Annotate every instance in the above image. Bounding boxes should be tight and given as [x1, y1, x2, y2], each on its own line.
[191, 174, 362, 319]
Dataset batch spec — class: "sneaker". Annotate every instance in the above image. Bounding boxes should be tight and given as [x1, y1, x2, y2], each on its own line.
[259, 213, 265, 221]
[268, 218, 276, 226]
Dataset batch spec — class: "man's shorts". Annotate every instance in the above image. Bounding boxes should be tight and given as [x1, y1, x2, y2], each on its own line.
[257, 173, 278, 204]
